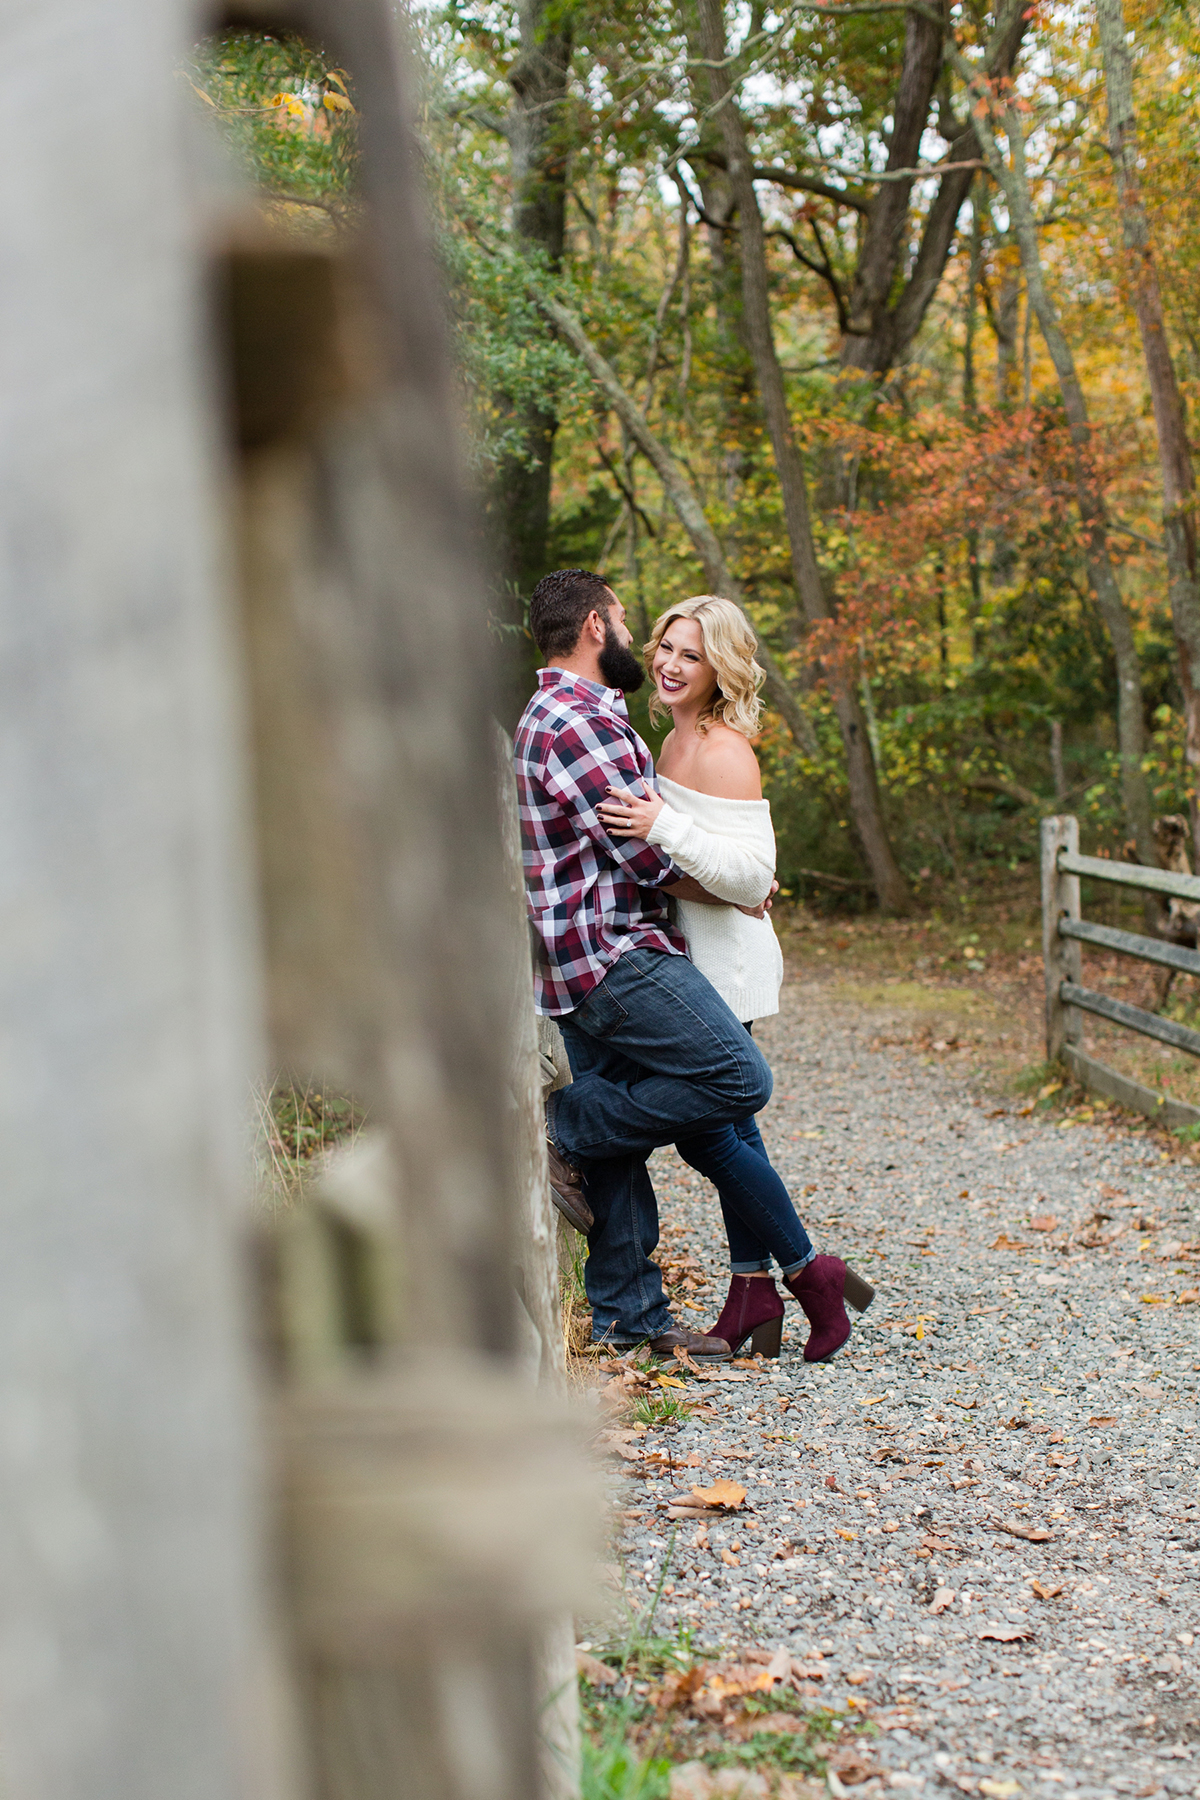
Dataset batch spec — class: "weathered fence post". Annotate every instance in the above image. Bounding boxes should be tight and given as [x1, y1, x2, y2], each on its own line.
[1041, 815, 1083, 1062]
[0, 3, 285, 1796]
[0, 1, 595, 1796]
[223, 4, 596, 1797]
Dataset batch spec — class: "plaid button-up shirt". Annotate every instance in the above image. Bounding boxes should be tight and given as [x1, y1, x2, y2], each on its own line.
[514, 668, 686, 1016]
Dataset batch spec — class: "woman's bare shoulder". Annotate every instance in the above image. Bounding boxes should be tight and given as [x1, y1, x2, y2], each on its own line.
[692, 723, 762, 799]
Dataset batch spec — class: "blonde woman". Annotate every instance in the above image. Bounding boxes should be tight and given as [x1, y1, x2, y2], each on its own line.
[597, 596, 874, 1362]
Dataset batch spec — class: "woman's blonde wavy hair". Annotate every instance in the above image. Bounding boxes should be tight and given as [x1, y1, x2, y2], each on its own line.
[644, 595, 765, 738]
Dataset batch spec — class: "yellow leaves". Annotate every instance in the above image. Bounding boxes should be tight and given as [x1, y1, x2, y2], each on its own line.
[688, 1479, 746, 1511]
[656, 1374, 686, 1389]
[323, 91, 355, 114]
[1031, 1579, 1066, 1600]
[269, 91, 307, 119]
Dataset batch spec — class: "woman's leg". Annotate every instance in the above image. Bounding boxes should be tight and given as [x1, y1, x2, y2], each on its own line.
[675, 1119, 815, 1276]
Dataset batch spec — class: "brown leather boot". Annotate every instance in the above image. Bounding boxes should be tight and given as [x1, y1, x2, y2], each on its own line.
[606, 1325, 731, 1362]
[545, 1136, 593, 1234]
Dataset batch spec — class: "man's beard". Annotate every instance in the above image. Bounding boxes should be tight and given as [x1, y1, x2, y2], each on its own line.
[599, 623, 646, 693]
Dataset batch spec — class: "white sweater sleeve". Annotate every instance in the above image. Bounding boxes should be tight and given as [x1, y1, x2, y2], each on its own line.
[646, 800, 775, 906]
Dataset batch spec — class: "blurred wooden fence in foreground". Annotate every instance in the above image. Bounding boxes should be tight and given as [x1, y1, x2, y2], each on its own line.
[0, 2, 594, 1797]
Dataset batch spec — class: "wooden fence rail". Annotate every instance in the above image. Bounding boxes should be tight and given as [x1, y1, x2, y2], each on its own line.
[1040, 815, 1200, 1128]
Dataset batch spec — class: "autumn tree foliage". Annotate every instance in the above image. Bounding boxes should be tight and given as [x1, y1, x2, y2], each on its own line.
[196, 1, 1200, 903]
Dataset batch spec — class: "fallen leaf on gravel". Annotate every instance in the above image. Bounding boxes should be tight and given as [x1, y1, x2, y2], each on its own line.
[978, 1780, 1020, 1799]
[929, 1587, 956, 1613]
[921, 1534, 958, 1553]
[1088, 1415, 1116, 1426]
[792, 1661, 825, 1681]
[1131, 1382, 1164, 1398]
[949, 1396, 977, 1409]
[846, 1668, 872, 1685]
[1177, 1290, 1200, 1305]
[1141, 1294, 1166, 1305]
[666, 1504, 714, 1521]
[829, 1749, 877, 1785]
[654, 1663, 708, 1713]
[874, 1447, 907, 1463]
[991, 1234, 1029, 1250]
[690, 1479, 746, 1510]
[998, 1519, 1054, 1541]
[1031, 1580, 1065, 1599]
[576, 1650, 619, 1685]
[1046, 1452, 1078, 1467]
[978, 1623, 1033, 1642]
[825, 1473, 844, 1491]
[1030, 1214, 1058, 1232]
[766, 1646, 791, 1681]
[731, 1712, 807, 1740]
[836, 1528, 857, 1541]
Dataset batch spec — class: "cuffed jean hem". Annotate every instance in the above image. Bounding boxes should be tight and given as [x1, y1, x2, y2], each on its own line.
[730, 1249, 816, 1277]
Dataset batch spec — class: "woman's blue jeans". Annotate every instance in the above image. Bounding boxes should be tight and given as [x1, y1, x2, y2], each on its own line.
[676, 1106, 814, 1277]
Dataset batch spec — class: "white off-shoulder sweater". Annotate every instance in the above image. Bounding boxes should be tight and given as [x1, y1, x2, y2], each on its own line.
[646, 775, 785, 1023]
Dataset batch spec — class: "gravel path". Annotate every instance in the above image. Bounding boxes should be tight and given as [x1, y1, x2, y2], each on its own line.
[603, 974, 1200, 1797]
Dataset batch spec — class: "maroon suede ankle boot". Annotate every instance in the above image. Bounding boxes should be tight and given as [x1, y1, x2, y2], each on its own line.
[708, 1274, 785, 1358]
[784, 1257, 875, 1363]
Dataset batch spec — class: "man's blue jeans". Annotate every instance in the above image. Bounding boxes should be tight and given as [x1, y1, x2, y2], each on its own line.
[553, 948, 773, 1343]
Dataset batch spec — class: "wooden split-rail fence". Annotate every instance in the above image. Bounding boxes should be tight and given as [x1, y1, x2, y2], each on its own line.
[1041, 815, 1200, 1128]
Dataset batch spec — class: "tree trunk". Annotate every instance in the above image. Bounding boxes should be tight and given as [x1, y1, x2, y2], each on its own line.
[1097, 0, 1200, 861]
[493, 0, 573, 722]
[696, 0, 912, 913]
[953, 49, 1156, 867]
[539, 291, 823, 761]
[838, 0, 1029, 381]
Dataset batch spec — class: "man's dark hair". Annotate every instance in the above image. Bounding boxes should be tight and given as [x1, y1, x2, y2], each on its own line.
[529, 568, 614, 658]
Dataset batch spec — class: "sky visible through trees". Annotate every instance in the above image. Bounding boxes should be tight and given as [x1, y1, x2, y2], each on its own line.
[195, 1, 1200, 909]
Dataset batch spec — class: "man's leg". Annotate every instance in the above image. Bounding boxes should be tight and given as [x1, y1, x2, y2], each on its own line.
[550, 949, 772, 1163]
[557, 1023, 673, 1345]
[578, 1153, 675, 1346]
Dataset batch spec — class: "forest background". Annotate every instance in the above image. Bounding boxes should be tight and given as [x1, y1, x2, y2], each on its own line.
[192, 0, 1200, 916]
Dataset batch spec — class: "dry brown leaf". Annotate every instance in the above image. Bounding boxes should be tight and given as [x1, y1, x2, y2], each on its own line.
[1031, 1580, 1065, 1600]
[654, 1663, 709, 1714]
[978, 1623, 1033, 1642]
[1088, 1415, 1117, 1426]
[791, 1659, 825, 1682]
[1177, 1290, 1200, 1305]
[576, 1650, 619, 1686]
[731, 1711, 807, 1740]
[929, 1587, 956, 1614]
[998, 1519, 1054, 1542]
[1046, 1452, 1078, 1468]
[690, 1478, 747, 1511]
[845, 1668, 872, 1686]
[1029, 1214, 1058, 1232]
[829, 1749, 878, 1786]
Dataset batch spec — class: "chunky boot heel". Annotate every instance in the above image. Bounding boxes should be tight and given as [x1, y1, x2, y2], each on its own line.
[843, 1268, 876, 1313]
[709, 1274, 786, 1358]
[784, 1255, 865, 1363]
[748, 1314, 783, 1358]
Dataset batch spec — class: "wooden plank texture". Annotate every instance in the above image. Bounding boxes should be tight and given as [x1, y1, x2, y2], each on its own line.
[1059, 915, 1200, 977]
[1059, 981, 1200, 1058]
[0, 4, 280, 1798]
[1062, 1046, 1200, 1128]
[1042, 816, 1082, 1059]
[1058, 848, 1200, 903]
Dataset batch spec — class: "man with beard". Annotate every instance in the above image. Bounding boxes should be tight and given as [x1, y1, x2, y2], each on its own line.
[514, 568, 774, 1360]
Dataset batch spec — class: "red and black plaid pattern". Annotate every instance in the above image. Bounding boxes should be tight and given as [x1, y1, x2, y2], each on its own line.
[514, 669, 686, 1016]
